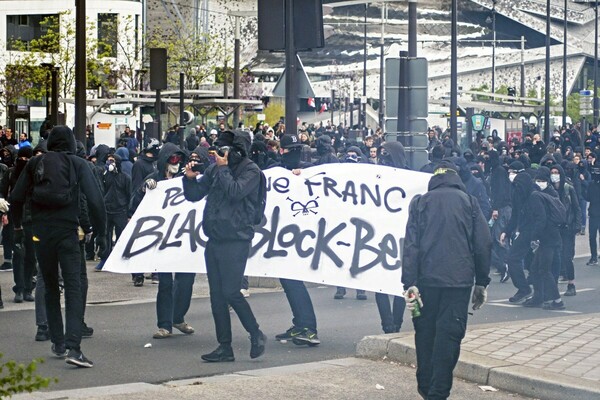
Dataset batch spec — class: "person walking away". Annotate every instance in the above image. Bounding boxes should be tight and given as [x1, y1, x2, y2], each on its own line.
[402, 160, 491, 399]
[550, 165, 580, 296]
[10, 126, 107, 368]
[183, 130, 267, 361]
[583, 159, 600, 266]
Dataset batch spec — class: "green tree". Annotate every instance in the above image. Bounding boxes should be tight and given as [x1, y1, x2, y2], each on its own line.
[0, 353, 57, 397]
[10, 11, 114, 118]
[147, 22, 223, 90]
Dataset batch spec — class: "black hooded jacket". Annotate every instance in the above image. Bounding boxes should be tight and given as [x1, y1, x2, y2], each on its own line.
[131, 153, 156, 192]
[129, 143, 186, 217]
[102, 154, 132, 215]
[182, 130, 262, 241]
[380, 142, 408, 169]
[314, 135, 339, 165]
[551, 164, 581, 233]
[402, 170, 491, 289]
[10, 126, 106, 236]
[488, 151, 511, 210]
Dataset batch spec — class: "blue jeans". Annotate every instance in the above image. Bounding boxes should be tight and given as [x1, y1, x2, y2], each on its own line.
[156, 273, 195, 331]
[280, 278, 317, 331]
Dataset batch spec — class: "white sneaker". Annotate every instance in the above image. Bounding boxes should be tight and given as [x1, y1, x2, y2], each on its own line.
[153, 328, 172, 339]
[173, 322, 194, 334]
[240, 289, 250, 298]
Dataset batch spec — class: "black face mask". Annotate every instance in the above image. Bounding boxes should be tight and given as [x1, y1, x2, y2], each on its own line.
[378, 154, 394, 167]
[281, 150, 302, 169]
[227, 149, 244, 166]
[316, 144, 329, 155]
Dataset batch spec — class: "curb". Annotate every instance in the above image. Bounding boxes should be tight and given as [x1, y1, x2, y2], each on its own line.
[356, 333, 600, 400]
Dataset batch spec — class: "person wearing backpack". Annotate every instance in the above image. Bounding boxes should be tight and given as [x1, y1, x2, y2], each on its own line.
[521, 167, 565, 310]
[183, 130, 267, 362]
[10, 126, 107, 368]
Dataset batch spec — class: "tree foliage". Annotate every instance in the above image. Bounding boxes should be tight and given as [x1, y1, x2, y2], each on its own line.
[145, 22, 223, 90]
[0, 353, 56, 397]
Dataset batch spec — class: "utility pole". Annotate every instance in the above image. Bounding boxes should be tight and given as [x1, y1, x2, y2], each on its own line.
[284, 0, 297, 135]
[378, 3, 385, 130]
[563, 0, 568, 128]
[544, 0, 551, 142]
[362, 3, 368, 131]
[233, 15, 240, 129]
[450, 0, 458, 143]
[492, 0, 497, 93]
[594, 4, 599, 126]
[520, 36, 526, 97]
[75, 0, 86, 142]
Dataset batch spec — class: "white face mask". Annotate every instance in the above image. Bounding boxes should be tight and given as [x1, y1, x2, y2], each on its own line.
[509, 172, 517, 182]
[167, 164, 180, 175]
[550, 174, 560, 184]
[107, 164, 115, 172]
[536, 181, 548, 190]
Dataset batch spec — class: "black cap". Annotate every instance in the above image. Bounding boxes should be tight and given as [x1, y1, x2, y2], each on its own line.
[280, 134, 302, 149]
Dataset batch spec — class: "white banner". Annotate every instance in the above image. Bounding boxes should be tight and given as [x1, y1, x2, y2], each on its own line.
[104, 164, 431, 296]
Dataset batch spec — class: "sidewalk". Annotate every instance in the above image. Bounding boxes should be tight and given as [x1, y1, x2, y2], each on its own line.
[357, 314, 600, 400]
[14, 358, 532, 400]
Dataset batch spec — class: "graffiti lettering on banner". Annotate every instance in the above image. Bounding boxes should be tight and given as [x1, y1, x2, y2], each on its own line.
[104, 164, 431, 296]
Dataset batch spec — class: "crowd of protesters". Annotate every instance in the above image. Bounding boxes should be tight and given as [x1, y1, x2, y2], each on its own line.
[0, 116, 596, 371]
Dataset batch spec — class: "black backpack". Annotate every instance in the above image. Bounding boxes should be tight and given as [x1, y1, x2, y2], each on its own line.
[253, 170, 267, 225]
[533, 191, 567, 227]
[31, 152, 77, 208]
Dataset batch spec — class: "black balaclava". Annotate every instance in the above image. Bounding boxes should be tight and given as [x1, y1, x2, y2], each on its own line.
[281, 148, 302, 169]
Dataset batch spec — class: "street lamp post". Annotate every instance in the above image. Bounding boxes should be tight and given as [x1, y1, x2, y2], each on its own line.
[492, 0, 497, 93]
[594, 3, 599, 126]
[544, 0, 551, 143]
[362, 3, 368, 131]
[562, 0, 568, 128]
[450, 0, 458, 143]
[75, 0, 86, 143]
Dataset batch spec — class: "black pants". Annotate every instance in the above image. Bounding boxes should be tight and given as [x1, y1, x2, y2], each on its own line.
[280, 278, 317, 331]
[2, 217, 13, 262]
[33, 226, 83, 351]
[204, 239, 260, 345]
[79, 240, 89, 317]
[507, 234, 532, 292]
[413, 286, 471, 400]
[102, 212, 128, 260]
[12, 224, 36, 294]
[589, 215, 600, 260]
[561, 229, 576, 281]
[375, 293, 405, 332]
[530, 244, 561, 302]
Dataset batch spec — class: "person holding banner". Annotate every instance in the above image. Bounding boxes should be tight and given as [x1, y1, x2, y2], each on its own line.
[130, 143, 197, 339]
[183, 130, 267, 362]
[271, 134, 321, 346]
[402, 160, 491, 400]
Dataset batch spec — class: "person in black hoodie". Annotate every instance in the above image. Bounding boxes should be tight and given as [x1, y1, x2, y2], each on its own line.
[402, 160, 491, 400]
[131, 138, 159, 191]
[10, 125, 107, 368]
[501, 171, 536, 303]
[523, 167, 565, 310]
[550, 164, 580, 297]
[267, 134, 321, 347]
[249, 139, 278, 170]
[583, 160, 600, 265]
[130, 143, 197, 333]
[94, 153, 131, 272]
[183, 131, 266, 362]
[488, 151, 512, 280]
[529, 133, 546, 164]
[374, 142, 409, 334]
[313, 135, 339, 165]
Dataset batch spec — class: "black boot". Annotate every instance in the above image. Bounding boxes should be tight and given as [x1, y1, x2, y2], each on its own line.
[334, 287, 346, 299]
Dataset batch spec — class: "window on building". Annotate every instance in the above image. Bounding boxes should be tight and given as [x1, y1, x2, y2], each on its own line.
[98, 13, 118, 58]
[6, 14, 59, 52]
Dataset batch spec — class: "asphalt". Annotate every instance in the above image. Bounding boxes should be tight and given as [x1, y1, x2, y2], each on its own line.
[2, 233, 599, 399]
